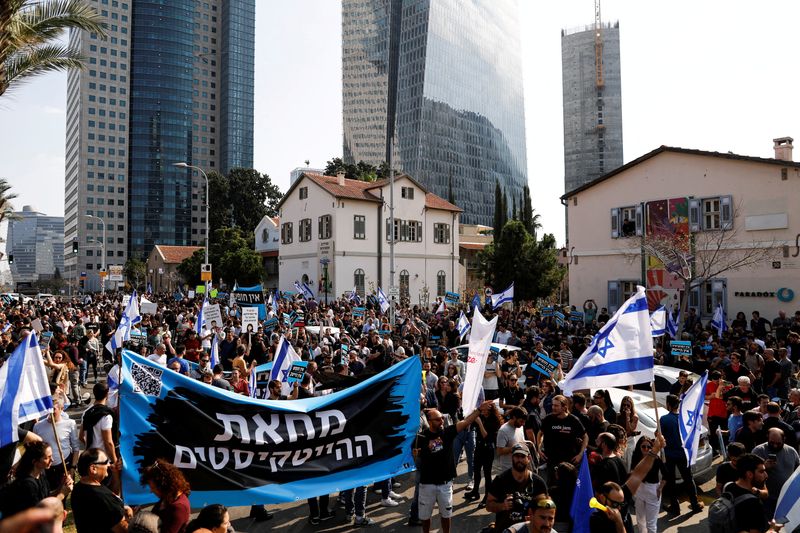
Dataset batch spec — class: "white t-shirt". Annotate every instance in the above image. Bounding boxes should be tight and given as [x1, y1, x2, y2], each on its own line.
[82, 410, 113, 450]
[495, 423, 525, 473]
[147, 353, 167, 366]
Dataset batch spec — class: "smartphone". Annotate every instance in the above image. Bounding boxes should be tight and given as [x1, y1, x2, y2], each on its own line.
[768, 453, 777, 461]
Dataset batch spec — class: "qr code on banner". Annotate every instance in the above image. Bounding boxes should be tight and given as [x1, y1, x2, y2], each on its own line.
[130, 362, 163, 396]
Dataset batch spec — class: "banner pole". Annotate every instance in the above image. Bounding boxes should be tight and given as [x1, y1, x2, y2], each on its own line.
[50, 413, 69, 478]
[651, 381, 665, 460]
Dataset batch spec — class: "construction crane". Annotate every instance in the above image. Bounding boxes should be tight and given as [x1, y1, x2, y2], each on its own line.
[594, 0, 604, 89]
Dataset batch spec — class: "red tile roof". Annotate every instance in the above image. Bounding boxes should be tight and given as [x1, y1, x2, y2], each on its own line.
[155, 245, 203, 264]
[303, 172, 382, 203]
[425, 192, 463, 212]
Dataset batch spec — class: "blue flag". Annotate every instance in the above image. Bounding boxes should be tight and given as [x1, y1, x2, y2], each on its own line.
[118, 350, 421, 507]
[558, 286, 654, 395]
[711, 303, 728, 339]
[470, 293, 481, 313]
[571, 451, 593, 533]
[679, 370, 708, 465]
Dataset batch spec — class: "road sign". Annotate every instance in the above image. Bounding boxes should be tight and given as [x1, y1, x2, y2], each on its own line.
[201, 263, 212, 272]
[80, 271, 87, 280]
[389, 286, 399, 297]
[201, 270, 212, 282]
[108, 265, 123, 281]
[99, 271, 108, 278]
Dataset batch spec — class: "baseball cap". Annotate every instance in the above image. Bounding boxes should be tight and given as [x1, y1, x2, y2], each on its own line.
[511, 443, 530, 456]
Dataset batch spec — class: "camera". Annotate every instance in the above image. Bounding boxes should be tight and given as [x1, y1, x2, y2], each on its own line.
[509, 491, 535, 523]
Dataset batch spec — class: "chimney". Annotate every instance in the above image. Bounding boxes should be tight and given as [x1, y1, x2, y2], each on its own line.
[337, 172, 346, 186]
[773, 136, 794, 161]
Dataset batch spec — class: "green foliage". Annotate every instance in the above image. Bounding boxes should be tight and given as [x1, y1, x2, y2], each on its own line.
[0, 0, 107, 97]
[205, 168, 282, 236]
[177, 226, 263, 287]
[123, 258, 146, 290]
[478, 220, 564, 302]
[323, 157, 390, 182]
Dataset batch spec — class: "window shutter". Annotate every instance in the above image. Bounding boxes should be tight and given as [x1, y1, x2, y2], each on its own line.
[720, 195, 733, 230]
[401, 220, 408, 241]
[635, 204, 644, 236]
[610, 208, 619, 238]
[386, 219, 391, 242]
[689, 198, 700, 232]
[607, 280, 621, 313]
[689, 285, 701, 312]
[318, 217, 323, 239]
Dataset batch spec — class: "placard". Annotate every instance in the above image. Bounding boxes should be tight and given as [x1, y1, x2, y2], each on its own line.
[287, 361, 308, 384]
[203, 303, 223, 329]
[31, 318, 43, 333]
[541, 307, 554, 317]
[140, 296, 158, 315]
[39, 331, 53, 351]
[444, 291, 460, 305]
[263, 317, 279, 331]
[188, 290, 196, 299]
[670, 340, 693, 357]
[352, 307, 365, 317]
[569, 311, 584, 322]
[242, 307, 259, 333]
[530, 352, 558, 376]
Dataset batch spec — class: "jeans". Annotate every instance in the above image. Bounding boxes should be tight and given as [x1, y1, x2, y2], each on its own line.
[452, 427, 475, 480]
[664, 454, 699, 508]
[68, 370, 82, 404]
[409, 468, 421, 521]
[471, 444, 494, 497]
[342, 486, 367, 517]
[307, 494, 331, 518]
[79, 359, 88, 385]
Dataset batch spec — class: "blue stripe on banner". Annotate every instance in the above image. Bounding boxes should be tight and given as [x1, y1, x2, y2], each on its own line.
[0, 342, 26, 446]
[570, 356, 654, 380]
[18, 396, 54, 419]
[775, 470, 800, 520]
[622, 296, 649, 314]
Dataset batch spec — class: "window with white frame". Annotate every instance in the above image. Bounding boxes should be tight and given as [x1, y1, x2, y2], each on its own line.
[318, 215, 332, 239]
[299, 218, 312, 242]
[407, 220, 422, 242]
[354, 268, 365, 296]
[401, 186, 414, 199]
[353, 215, 365, 239]
[434, 223, 450, 244]
[610, 205, 642, 238]
[299, 186, 308, 200]
[437, 270, 446, 296]
[400, 270, 410, 299]
[281, 222, 293, 244]
[689, 195, 732, 232]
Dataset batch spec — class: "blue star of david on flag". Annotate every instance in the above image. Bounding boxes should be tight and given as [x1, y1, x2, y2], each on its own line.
[597, 337, 615, 358]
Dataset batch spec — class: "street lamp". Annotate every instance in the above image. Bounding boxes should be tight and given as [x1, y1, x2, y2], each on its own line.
[173, 162, 210, 272]
[85, 214, 106, 294]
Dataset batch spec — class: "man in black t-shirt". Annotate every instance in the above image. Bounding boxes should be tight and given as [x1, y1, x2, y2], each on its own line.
[71, 448, 131, 533]
[720, 453, 769, 533]
[715, 442, 745, 496]
[416, 400, 493, 533]
[539, 395, 588, 482]
[486, 443, 547, 532]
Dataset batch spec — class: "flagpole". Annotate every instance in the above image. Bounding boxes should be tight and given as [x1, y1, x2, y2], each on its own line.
[50, 413, 69, 478]
[650, 381, 665, 460]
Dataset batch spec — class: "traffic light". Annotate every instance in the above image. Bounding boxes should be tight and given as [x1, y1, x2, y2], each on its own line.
[72, 240, 78, 254]
[79, 279, 85, 289]
[7, 254, 12, 264]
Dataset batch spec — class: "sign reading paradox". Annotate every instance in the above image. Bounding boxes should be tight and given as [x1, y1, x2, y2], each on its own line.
[671, 340, 692, 357]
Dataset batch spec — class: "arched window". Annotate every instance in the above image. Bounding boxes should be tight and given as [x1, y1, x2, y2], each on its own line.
[354, 268, 365, 296]
[400, 270, 410, 299]
[437, 270, 446, 296]
[302, 274, 309, 285]
[261, 228, 268, 242]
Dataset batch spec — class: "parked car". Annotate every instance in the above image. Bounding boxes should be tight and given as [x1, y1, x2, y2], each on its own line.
[454, 343, 521, 363]
[630, 365, 702, 406]
[599, 387, 714, 481]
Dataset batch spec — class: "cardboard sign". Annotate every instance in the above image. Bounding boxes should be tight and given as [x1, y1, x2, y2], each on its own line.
[196, 285, 206, 294]
[530, 352, 559, 376]
[541, 307, 554, 317]
[287, 361, 308, 384]
[242, 307, 259, 333]
[671, 340, 693, 357]
[570, 311, 584, 322]
[263, 317, 279, 331]
[122, 294, 131, 308]
[31, 318, 43, 333]
[188, 290, 196, 299]
[444, 291, 460, 305]
[203, 303, 223, 329]
[140, 296, 158, 315]
[39, 331, 53, 351]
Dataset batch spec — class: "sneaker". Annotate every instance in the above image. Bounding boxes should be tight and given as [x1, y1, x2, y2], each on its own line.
[465, 481, 474, 492]
[354, 516, 375, 527]
[388, 491, 403, 500]
[319, 510, 335, 522]
[392, 481, 401, 488]
[309, 516, 320, 525]
[407, 518, 423, 527]
[373, 488, 382, 494]
[380, 497, 399, 507]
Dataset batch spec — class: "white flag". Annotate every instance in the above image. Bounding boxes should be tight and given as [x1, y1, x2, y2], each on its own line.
[650, 306, 667, 337]
[270, 336, 301, 396]
[461, 309, 498, 415]
[679, 371, 708, 465]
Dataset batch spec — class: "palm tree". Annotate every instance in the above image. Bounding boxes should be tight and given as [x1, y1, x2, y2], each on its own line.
[0, 0, 106, 97]
[530, 209, 542, 241]
[0, 178, 18, 226]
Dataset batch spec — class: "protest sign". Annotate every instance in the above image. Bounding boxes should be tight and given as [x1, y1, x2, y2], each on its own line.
[671, 340, 692, 357]
[203, 304, 223, 330]
[570, 311, 584, 322]
[188, 290, 195, 299]
[38, 331, 52, 351]
[31, 318, 43, 333]
[119, 351, 420, 506]
[287, 361, 308, 384]
[140, 296, 158, 315]
[530, 352, 559, 376]
[196, 285, 206, 294]
[444, 291, 460, 305]
[242, 307, 259, 333]
[541, 307, 554, 317]
[263, 317, 279, 332]
[233, 285, 267, 320]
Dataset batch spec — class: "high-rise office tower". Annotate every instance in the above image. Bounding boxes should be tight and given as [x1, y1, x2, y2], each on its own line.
[561, 21, 623, 193]
[64, 0, 255, 292]
[342, 0, 528, 226]
[6, 206, 65, 286]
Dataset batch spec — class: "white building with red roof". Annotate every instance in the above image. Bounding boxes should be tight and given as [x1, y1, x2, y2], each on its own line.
[276, 172, 462, 305]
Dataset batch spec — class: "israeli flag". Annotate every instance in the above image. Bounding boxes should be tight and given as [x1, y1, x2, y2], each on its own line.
[559, 286, 654, 395]
[710, 303, 728, 339]
[0, 332, 54, 446]
[294, 281, 315, 300]
[435, 301, 446, 315]
[470, 293, 481, 313]
[650, 306, 667, 337]
[195, 298, 207, 335]
[666, 308, 680, 338]
[491, 282, 514, 309]
[349, 287, 362, 305]
[209, 332, 219, 369]
[774, 464, 800, 531]
[146, 281, 153, 294]
[249, 366, 258, 398]
[377, 287, 390, 314]
[679, 370, 708, 465]
[457, 311, 471, 340]
[270, 336, 301, 396]
[105, 290, 142, 353]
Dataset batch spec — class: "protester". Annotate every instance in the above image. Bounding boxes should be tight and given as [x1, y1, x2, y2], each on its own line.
[659, 394, 703, 514]
[751, 427, 800, 516]
[71, 448, 132, 532]
[185, 504, 231, 533]
[0, 442, 72, 518]
[501, 496, 558, 533]
[32, 398, 80, 489]
[485, 443, 548, 532]
[140, 459, 192, 533]
[630, 436, 667, 533]
[466, 401, 504, 504]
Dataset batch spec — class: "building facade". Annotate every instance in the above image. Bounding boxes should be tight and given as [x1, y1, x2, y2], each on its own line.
[561, 22, 623, 193]
[6, 207, 65, 286]
[342, 0, 527, 226]
[458, 224, 492, 295]
[277, 172, 460, 306]
[254, 215, 280, 290]
[563, 141, 800, 321]
[64, 0, 255, 292]
[145, 245, 202, 294]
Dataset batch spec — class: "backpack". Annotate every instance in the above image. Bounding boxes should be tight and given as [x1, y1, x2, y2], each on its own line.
[708, 483, 757, 533]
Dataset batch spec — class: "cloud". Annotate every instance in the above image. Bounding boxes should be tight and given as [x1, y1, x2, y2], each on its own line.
[41, 105, 64, 115]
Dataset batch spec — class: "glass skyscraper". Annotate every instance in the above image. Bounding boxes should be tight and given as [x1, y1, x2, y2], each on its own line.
[64, 0, 255, 290]
[343, 0, 528, 226]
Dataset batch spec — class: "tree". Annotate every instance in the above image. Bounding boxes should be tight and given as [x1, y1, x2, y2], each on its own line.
[323, 157, 391, 182]
[0, 0, 106, 97]
[0, 178, 18, 226]
[493, 181, 507, 243]
[634, 205, 779, 332]
[178, 226, 263, 287]
[521, 185, 534, 235]
[206, 168, 282, 236]
[511, 195, 517, 221]
[123, 257, 146, 291]
[478, 220, 565, 302]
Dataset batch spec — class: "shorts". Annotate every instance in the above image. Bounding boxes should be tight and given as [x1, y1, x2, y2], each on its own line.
[418, 481, 454, 520]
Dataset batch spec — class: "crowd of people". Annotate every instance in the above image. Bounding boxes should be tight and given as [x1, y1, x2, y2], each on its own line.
[0, 289, 799, 532]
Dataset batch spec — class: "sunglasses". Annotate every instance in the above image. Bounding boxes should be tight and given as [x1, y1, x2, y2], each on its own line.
[92, 458, 112, 466]
[607, 499, 624, 509]
[201, 359, 210, 363]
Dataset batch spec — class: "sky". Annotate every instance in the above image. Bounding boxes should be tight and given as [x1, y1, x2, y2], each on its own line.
[2, 1, 800, 247]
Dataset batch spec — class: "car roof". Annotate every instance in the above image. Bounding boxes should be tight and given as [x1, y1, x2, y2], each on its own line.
[455, 343, 521, 352]
[653, 365, 700, 381]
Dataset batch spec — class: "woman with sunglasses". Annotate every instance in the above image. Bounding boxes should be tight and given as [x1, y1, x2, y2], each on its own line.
[630, 436, 667, 533]
[140, 459, 192, 533]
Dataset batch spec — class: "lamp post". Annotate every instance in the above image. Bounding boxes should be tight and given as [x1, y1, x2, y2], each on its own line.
[173, 162, 210, 272]
[85, 214, 105, 294]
